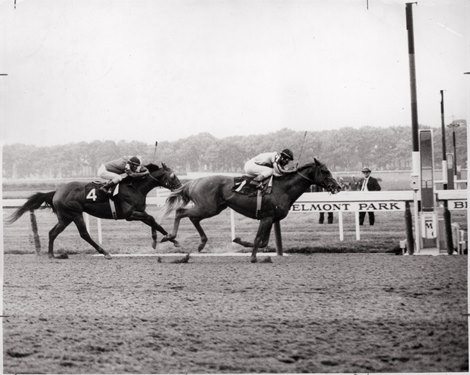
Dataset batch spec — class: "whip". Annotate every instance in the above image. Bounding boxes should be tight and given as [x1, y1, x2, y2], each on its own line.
[296, 131, 308, 168]
[153, 140, 158, 161]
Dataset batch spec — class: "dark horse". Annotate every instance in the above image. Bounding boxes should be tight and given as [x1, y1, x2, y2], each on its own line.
[7, 163, 181, 259]
[162, 158, 341, 262]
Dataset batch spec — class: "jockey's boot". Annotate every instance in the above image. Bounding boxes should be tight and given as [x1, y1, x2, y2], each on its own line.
[249, 176, 264, 189]
[99, 180, 116, 196]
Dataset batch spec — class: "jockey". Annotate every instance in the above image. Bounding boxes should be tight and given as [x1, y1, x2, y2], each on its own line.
[244, 149, 296, 187]
[98, 156, 149, 194]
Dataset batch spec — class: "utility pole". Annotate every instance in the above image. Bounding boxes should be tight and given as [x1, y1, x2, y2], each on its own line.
[406, 2, 420, 254]
[406, 2, 419, 176]
[440, 90, 447, 189]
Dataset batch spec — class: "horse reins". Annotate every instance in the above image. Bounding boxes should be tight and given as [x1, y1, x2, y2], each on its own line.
[296, 170, 316, 184]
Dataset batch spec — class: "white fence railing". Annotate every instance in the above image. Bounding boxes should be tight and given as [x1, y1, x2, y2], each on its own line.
[3, 190, 466, 246]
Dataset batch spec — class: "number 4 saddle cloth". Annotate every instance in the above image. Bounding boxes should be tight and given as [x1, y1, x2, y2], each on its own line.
[87, 181, 119, 201]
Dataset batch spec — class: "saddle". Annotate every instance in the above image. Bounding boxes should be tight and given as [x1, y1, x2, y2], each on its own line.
[232, 176, 274, 219]
[232, 176, 273, 196]
[92, 180, 120, 198]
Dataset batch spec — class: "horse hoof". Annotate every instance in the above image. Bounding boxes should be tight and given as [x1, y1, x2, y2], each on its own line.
[161, 235, 174, 243]
[172, 240, 180, 248]
[104, 254, 112, 260]
[152, 241, 157, 250]
[250, 257, 257, 263]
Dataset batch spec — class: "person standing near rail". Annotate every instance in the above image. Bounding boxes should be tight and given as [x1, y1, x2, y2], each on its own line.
[359, 167, 381, 226]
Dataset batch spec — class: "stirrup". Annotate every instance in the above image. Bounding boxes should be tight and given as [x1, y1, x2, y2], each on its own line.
[249, 180, 262, 189]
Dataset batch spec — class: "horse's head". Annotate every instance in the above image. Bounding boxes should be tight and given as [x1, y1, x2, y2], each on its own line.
[299, 158, 342, 194]
[146, 163, 182, 191]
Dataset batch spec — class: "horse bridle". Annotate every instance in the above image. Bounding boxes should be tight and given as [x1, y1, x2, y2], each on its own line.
[296, 170, 316, 184]
[297, 169, 338, 193]
[148, 170, 180, 190]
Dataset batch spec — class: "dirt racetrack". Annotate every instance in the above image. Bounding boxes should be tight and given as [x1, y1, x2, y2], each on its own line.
[3, 252, 468, 374]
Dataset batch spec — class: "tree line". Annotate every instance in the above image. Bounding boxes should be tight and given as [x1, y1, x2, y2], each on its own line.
[3, 125, 467, 179]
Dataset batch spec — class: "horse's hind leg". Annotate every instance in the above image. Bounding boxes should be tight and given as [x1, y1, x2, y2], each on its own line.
[163, 204, 225, 251]
[251, 217, 273, 263]
[189, 217, 208, 252]
[161, 207, 186, 243]
[48, 219, 72, 258]
[73, 215, 112, 259]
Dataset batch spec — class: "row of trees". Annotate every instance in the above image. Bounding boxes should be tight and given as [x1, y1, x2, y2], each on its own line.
[3, 125, 467, 179]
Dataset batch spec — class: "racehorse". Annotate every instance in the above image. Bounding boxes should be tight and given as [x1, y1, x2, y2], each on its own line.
[162, 158, 341, 262]
[7, 163, 181, 259]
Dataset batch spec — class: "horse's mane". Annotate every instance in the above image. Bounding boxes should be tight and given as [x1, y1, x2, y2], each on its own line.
[276, 161, 323, 177]
[297, 162, 317, 171]
[145, 163, 161, 172]
[273, 161, 326, 183]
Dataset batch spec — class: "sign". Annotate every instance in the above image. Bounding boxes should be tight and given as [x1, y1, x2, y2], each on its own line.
[421, 212, 437, 239]
[290, 201, 406, 212]
[448, 200, 467, 210]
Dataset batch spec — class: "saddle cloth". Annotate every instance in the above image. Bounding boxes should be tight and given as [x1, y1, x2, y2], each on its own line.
[90, 181, 119, 219]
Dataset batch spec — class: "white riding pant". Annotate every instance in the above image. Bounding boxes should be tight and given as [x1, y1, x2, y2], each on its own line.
[244, 160, 274, 179]
[97, 164, 127, 184]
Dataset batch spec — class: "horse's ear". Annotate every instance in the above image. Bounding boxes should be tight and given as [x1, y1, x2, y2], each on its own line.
[313, 157, 320, 165]
[162, 162, 167, 169]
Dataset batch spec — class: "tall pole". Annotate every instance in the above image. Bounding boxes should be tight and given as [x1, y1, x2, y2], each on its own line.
[440, 90, 447, 189]
[406, 3, 420, 175]
[452, 128, 457, 175]
[440, 91, 454, 253]
[406, 3, 420, 254]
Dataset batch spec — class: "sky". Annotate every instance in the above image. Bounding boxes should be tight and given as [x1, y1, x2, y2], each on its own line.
[0, 0, 469, 146]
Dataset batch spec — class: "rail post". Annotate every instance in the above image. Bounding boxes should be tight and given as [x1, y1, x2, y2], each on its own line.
[443, 200, 454, 254]
[405, 201, 414, 255]
[29, 210, 41, 254]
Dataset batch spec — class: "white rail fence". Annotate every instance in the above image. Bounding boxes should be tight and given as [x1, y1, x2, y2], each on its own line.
[3, 189, 466, 253]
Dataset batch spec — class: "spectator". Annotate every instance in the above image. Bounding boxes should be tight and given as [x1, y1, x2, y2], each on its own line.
[359, 167, 381, 226]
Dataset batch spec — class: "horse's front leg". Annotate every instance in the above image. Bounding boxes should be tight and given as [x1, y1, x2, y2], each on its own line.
[251, 217, 273, 263]
[161, 207, 185, 243]
[127, 211, 179, 248]
[73, 215, 112, 259]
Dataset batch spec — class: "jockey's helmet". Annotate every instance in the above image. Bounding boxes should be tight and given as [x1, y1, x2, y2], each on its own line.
[128, 156, 141, 166]
[128, 156, 142, 172]
[280, 149, 294, 161]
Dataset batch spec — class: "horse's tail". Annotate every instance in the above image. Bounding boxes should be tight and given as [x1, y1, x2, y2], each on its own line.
[163, 183, 192, 216]
[6, 191, 56, 224]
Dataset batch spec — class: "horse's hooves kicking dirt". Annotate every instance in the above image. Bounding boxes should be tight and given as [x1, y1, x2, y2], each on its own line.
[161, 235, 175, 243]
[172, 254, 190, 263]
